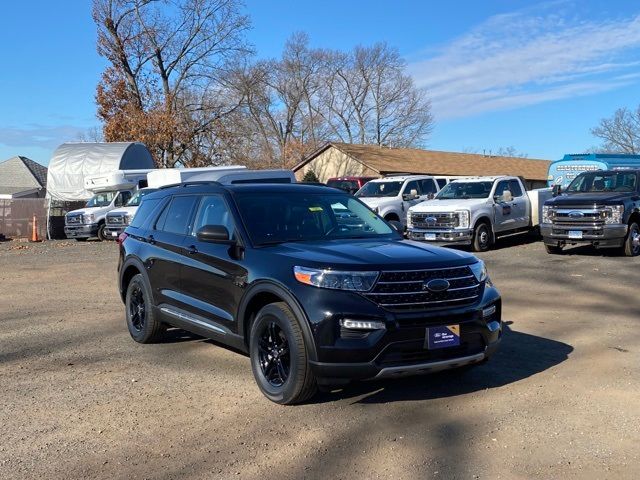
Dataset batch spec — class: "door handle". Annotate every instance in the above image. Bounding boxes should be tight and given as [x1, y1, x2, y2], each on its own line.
[187, 245, 198, 255]
[147, 235, 156, 245]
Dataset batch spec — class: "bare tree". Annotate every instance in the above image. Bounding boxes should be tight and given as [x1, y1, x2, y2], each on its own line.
[93, 0, 251, 167]
[591, 106, 640, 154]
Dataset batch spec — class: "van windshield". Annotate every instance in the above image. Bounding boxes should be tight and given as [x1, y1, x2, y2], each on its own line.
[436, 181, 493, 199]
[85, 191, 117, 208]
[567, 171, 637, 193]
[356, 181, 402, 197]
[234, 192, 397, 245]
[127, 188, 159, 207]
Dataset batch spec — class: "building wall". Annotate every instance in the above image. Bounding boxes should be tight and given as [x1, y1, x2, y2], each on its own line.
[296, 147, 379, 182]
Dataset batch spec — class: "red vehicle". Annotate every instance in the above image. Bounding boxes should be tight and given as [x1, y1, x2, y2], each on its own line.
[326, 176, 377, 194]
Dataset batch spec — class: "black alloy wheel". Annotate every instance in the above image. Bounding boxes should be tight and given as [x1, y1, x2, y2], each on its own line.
[128, 285, 146, 332]
[257, 321, 290, 387]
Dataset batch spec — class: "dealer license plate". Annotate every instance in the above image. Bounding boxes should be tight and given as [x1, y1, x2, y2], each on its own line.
[568, 230, 583, 239]
[426, 325, 461, 349]
[424, 233, 436, 241]
[111, 231, 118, 237]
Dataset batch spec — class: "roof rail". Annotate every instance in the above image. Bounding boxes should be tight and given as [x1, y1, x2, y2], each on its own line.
[158, 180, 223, 190]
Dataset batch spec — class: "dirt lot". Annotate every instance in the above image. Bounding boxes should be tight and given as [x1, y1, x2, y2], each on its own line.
[1, 236, 639, 479]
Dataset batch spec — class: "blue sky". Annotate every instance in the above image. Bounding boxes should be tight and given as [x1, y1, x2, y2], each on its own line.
[1, 0, 639, 165]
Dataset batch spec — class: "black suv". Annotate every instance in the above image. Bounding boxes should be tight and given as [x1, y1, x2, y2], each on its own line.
[118, 182, 502, 404]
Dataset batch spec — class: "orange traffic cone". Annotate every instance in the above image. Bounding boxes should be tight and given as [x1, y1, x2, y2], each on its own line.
[30, 214, 41, 242]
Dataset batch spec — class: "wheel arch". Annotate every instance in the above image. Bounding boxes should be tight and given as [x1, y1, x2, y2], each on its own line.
[383, 211, 400, 222]
[119, 257, 151, 303]
[237, 281, 318, 362]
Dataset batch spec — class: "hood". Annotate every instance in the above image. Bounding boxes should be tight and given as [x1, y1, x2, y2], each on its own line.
[107, 206, 137, 216]
[67, 207, 102, 216]
[411, 198, 489, 212]
[546, 192, 634, 207]
[266, 238, 477, 270]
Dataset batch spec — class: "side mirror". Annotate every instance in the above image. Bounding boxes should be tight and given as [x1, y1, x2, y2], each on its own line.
[410, 189, 419, 199]
[196, 224, 233, 244]
[552, 184, 562, 197]
[502, 190, 513, 202]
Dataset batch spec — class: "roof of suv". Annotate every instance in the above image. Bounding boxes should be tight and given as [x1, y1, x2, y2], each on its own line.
[144, 182, 342, 200]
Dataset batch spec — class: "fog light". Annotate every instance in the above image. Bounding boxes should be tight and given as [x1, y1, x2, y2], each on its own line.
[482, 305, 496, 318]
[340, 319, 386, 330]
[487, 321, 501, 332]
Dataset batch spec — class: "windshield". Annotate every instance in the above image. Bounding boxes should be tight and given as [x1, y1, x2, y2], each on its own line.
[234, 192, 397, 246]
[567, 171, 637, 193]
[436, 181, 493, 199]
[127, 188, 159, 207]
[355, 181, 402, 197]
[85, 191, 117, 208]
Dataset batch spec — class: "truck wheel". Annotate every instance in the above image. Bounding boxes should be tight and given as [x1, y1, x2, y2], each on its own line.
[544, 244, 564, 255]
[250, 302, 317, 405]
[623, 222, 640, 257]
[97, 223, 106, 242]
[472, 222, 491, 252]
[125, 274, 166, 343]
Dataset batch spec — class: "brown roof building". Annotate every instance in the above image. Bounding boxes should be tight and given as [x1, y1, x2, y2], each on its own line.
[294, 143, 552, 189]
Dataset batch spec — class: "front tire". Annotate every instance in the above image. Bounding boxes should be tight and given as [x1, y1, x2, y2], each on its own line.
[623, 222, 640, 257]
[125, 273, 165, 343]
[250, 302, 317, 405]
[96, 223, 106, 241]
[472, 222, 492, 252]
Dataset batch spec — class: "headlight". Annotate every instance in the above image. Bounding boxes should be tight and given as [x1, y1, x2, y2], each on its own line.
[407, 210, 413, 229]
[124, 215, 133, 225]
[605, 205, 624, 224]
[293, 266, 378, 292]
[469, 260, 488, 282]
[82, 214, 95, 224]
[457, 210, 470, 229]
[542, 205, 552, 224]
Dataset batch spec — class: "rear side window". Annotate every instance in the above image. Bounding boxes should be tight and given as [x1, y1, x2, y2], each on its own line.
[156, 195, 198, 235]
[130, 199, 161, 228]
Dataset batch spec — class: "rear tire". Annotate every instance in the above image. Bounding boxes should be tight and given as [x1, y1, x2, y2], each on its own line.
[622, 222, 640, 257]
[545, 244, 564, 255]
[250, 302, 317, 405]
[472, 222, 492, 252]
[125, 274, 165, 343]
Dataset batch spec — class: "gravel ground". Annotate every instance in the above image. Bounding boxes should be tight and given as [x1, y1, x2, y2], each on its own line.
[0, 236, 639, 479]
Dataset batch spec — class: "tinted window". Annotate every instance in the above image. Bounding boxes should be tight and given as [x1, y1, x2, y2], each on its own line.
[404, 180, 420, 195]
[420, 179, 438, 195]
[192, 195, 235, 238]
[436, 178, 447, 188]
[495, 180, 510, 198]
[157, 196, 198, 235]
[567, 171, 638, 193]
[115, 191, 132, 207]
[509, 180, 524, 197]
[130, 199, 161, 228]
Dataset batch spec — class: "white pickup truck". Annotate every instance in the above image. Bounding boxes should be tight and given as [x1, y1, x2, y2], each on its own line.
[354, 175, 440, 229]
[407, 176, 551, 251]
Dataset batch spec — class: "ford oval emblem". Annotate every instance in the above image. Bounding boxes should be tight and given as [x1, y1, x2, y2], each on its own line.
[568, 211, 584, 219]
[424, 279, 450, 292]
[426, 216, 437, 225]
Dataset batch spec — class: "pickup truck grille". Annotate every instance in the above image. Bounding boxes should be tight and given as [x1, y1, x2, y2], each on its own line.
[362, 266, 481, 311]
[411, 212, 459, 229]
[550, 208, 606, 227]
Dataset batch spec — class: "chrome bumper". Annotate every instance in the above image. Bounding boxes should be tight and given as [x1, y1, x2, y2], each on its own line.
[408, 228, 473, 244]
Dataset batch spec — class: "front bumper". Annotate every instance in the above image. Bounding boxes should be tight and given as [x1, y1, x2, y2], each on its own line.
[408, 227, 473, 245]
[64, 224, 99, 239]
[104, 225, 126, 240]
[541, 223, 627, 248]
[303, 283, 502, 383]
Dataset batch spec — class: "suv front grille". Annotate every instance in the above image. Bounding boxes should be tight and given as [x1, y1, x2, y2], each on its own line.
[411, 212, 459, 229]
[362, 266, 481, 311]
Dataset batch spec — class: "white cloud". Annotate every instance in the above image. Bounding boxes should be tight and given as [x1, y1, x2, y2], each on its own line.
[409, 3, 640, 119]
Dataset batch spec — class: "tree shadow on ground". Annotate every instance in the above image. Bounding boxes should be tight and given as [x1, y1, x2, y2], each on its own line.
[312, 323, 573, 405]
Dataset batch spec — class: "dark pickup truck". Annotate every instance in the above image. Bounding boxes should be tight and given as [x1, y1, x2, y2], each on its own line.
[541, 169, 640, 256]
